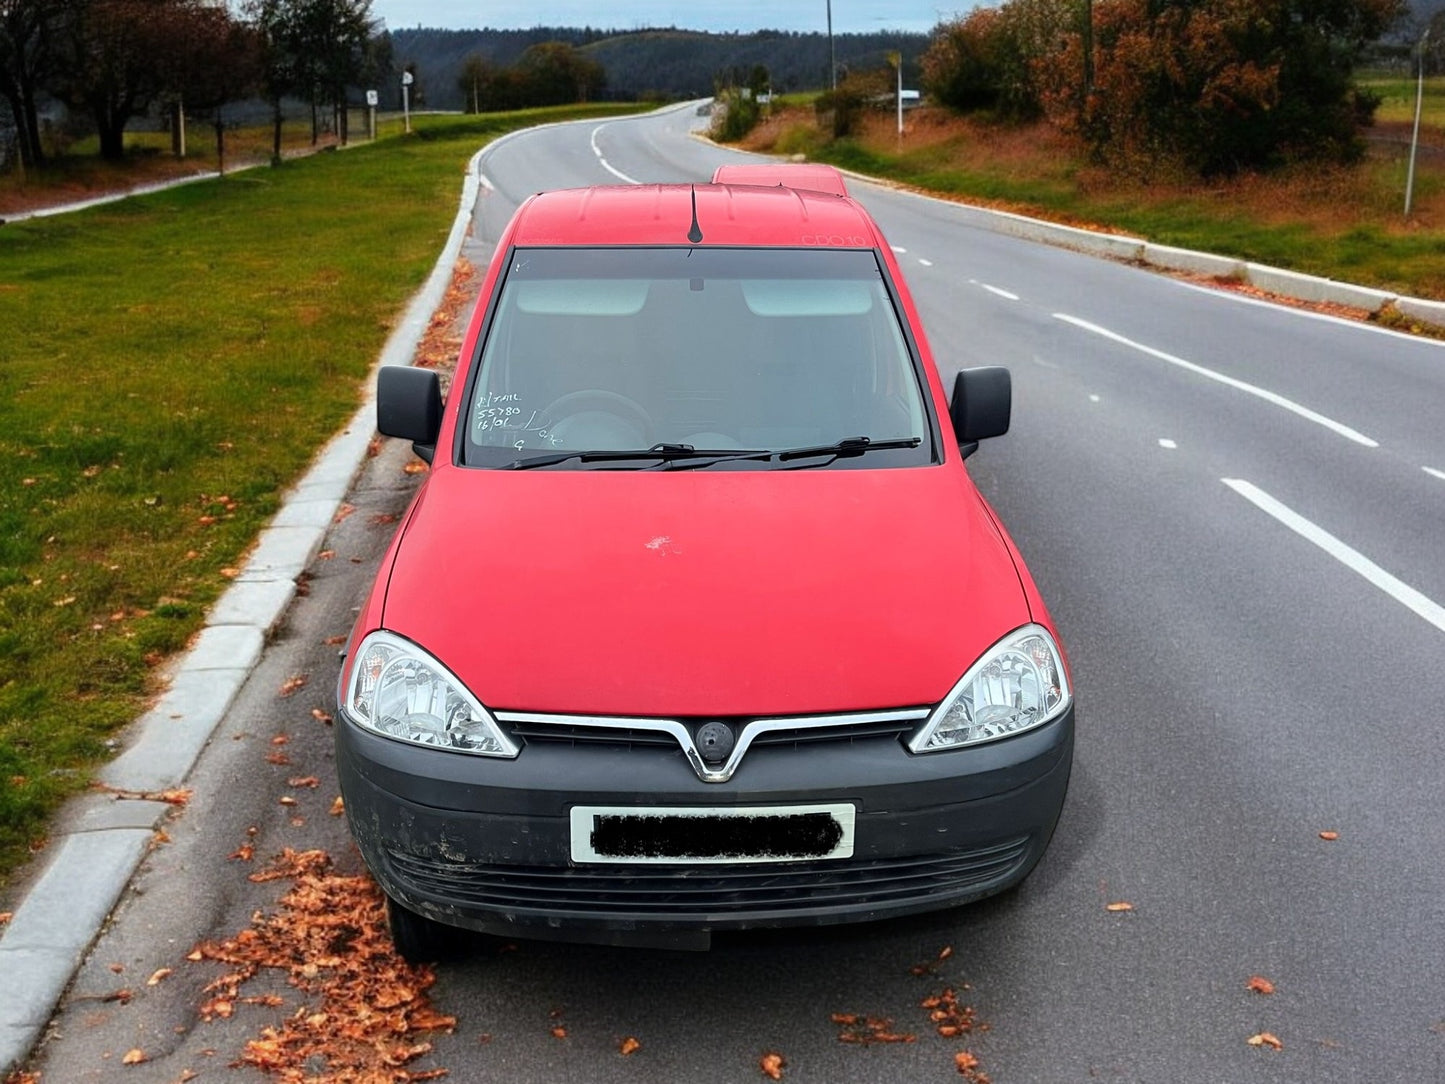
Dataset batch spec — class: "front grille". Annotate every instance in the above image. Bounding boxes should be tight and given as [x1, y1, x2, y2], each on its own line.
[506, 722, 676, 748]
[384, 837, 1030, 917]
[506, 718, 914, 751]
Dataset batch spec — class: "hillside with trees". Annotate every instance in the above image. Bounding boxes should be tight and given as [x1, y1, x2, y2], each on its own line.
[387, 26, 929, 110]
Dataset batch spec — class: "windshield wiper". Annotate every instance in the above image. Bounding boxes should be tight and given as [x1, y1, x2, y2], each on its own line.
[510, 443, 752, 470]
[657, 436, 924, 472]
[511, 437, 923, 471]
[775, 436, 923, 462]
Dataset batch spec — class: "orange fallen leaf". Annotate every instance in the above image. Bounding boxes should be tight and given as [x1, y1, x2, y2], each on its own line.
[938, 945, 954, 961]
[147, 968, 172, 986]
[759, 1052, 785, 1080]
[265, 752, 291, 766]
[329, 796, 345, 816]
[310, 708, 333, 725]
[287, 776, 320, 789]
[1105, 901, 1134, 912]
[230, 843, 255, 862]
[109, 962, 125, 973]
[334, 503, 356, 522]
[1248, 1032, 1283, 1050]
[403, 461, 428, 475]
[322, 635, 347, 646]
[1247, 976, 1276, 996]
[955, 1051, 980, 1072]
[271, 735, 289, 746]
[278, 675, 307, 698]
[0, 912, 11, 924]
[551, 1026, 567, 1039]
[279, 796, 297, 806]
[1319, 831, 1339, 841]
[122, 1048, 148, 1065]
[619, 1036, 641, 1055]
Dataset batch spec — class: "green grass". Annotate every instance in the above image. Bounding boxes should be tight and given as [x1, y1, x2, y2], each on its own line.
[0, 102, 644, 881]
[1359, 74, 1445, 127]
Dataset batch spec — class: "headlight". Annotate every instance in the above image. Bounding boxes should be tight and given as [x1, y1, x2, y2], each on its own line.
[343, 631, 518, 757]
[909, 625, 1070, 753]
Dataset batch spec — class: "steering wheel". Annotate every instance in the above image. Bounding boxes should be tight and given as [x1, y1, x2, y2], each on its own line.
[539, 390, 653, 448]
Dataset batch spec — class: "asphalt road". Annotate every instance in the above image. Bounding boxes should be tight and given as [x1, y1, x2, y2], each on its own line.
[27, 103, 1445, 1083]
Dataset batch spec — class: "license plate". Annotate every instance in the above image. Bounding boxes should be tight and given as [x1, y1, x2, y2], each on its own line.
[569, 803, 856, 864]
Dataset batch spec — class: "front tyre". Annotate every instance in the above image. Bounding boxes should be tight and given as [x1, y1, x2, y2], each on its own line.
[386, 895, 458, 964]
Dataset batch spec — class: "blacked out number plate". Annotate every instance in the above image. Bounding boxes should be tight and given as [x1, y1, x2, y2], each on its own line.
[569, 804, 856, 864]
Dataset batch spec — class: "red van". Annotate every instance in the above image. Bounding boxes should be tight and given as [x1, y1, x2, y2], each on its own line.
[338, 166, 1074, 960]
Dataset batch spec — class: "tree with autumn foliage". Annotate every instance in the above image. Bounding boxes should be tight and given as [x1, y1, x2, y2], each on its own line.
[924, 0, 1406, 176]
[48, 0, 256, 160]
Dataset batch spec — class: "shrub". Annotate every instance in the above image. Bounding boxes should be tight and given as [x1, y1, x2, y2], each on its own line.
[711, 89, 762, 141]
[814, 70, 892, 139]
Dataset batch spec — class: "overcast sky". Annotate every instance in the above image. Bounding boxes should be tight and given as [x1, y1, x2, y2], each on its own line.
[371, 2, 971, 35]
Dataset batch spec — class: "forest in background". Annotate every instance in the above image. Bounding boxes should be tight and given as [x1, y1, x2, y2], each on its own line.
[385, 26, 930, 110]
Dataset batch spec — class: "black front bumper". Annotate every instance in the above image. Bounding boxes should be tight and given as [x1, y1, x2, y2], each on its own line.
[336, 706, 1073, 947]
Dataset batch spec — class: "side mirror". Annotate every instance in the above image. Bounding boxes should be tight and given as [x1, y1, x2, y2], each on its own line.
[377, 366, 442, 463]
[949, 367, 1011, 459]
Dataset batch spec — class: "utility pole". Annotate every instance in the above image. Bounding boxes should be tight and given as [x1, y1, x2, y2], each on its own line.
[827, 0, 836, 89]
[1407, 28, 1429, 217]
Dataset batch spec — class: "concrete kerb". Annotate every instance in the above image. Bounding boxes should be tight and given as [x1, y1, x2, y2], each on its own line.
[0, 131, 487, 1079]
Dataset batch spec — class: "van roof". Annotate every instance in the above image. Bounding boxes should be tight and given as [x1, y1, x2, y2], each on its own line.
[509, 182, 880, 248]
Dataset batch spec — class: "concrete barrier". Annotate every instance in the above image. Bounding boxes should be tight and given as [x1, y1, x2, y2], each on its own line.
[1391, 295, 1445, 329]
[1142, 243, 1245, 280]
[1244, 263, 1397, 313]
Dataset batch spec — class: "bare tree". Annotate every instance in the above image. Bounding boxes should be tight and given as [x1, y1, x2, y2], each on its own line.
[0, 0, 70, 168]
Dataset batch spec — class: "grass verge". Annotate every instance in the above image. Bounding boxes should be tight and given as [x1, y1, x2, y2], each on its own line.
[742, 106, 1445, 300]
[0, 102, 644, 883]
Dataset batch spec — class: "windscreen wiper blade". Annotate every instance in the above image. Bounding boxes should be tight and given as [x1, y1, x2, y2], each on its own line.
[510, 443, 750, 470]
[775, 436, 923, 462]
[657, 436, 923, 472]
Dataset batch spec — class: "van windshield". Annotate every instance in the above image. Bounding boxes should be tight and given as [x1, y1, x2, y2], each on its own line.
[463, 246, 935, 469]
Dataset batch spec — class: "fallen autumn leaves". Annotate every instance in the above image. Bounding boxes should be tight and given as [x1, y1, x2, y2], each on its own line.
[188, 848, 454, 1082]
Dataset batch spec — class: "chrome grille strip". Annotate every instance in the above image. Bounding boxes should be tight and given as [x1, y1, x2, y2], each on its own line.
[492, 708, 931, 783]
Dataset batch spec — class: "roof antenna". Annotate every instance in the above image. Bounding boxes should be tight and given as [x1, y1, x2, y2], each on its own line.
[687, 185, 704, 244]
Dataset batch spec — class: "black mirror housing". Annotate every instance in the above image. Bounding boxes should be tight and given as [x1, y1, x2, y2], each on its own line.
[949, 367, 1011, 458]
[377, 366, 443, 463]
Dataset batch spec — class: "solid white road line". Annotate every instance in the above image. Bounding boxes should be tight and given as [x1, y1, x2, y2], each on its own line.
[918, 258, 934, 267]
[1223, 478, 1445, 635]
[590, 125, 639, 184]
[1055, 314, 1380, 448]
[1424, 467, 1445, 481]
